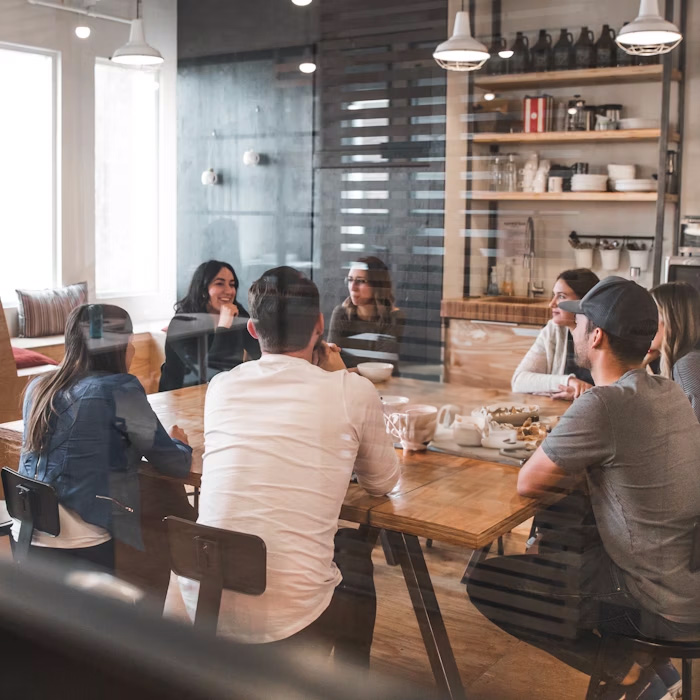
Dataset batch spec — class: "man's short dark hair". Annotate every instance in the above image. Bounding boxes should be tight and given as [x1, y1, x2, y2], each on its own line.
[586, 318, 655, 365]
[248, 267, 320, 353]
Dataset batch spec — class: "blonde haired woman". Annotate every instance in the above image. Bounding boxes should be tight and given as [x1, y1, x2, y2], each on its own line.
[650, 281, 700, 420]
[328, 257, 405, 372]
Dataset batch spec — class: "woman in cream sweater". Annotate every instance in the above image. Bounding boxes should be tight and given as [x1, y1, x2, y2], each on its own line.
[511, 268, 599, 399]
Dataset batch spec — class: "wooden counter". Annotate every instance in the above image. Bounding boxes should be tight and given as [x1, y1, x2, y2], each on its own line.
[441, 296, 550, 326]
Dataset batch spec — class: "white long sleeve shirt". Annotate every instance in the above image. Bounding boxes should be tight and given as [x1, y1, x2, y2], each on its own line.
[178, 354, 400, 643]
[511, 320, 575, 394]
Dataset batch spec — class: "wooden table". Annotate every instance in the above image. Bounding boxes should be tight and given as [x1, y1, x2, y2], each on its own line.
[0, 377, 567, 699]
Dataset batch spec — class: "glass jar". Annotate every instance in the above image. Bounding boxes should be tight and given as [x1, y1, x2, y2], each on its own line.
[490, 155, 505, 192]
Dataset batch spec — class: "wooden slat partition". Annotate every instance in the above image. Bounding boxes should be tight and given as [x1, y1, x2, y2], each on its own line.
[317, 0, 448, 375]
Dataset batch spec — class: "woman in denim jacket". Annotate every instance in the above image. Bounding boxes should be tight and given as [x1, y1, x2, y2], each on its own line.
[15, 304, 192, 573]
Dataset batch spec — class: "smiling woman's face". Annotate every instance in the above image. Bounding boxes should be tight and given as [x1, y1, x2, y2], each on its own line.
[549, 278, 579, 326]
[207, 267, 237, 313]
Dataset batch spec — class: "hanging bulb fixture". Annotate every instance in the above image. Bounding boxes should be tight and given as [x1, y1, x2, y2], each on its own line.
[112, 0, 164, 66]
[299, 47, 316, 74]
[433, 10, 489, 72]
[75, 24, 91, 39]
[616, 0, 682, 56]
[291, 0, 312, 5]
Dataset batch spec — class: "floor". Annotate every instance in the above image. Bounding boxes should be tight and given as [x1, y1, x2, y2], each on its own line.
[367, 524, 591, 699]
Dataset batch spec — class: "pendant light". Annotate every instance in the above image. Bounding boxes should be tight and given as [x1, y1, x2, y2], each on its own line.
[616, 0, 682, 56]
[112, 0, 164, 66]
[433, 7, 489, 72]
[299, 47, 317, 74]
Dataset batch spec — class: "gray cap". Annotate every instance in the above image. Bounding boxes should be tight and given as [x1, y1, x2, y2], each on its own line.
[558, 276, 658, 344]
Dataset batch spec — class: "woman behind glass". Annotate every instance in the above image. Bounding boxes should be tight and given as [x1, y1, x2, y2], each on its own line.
[16, 304, 192, 572]
[650, 281, 700, 420]
[159, 260, 261, 391]
[327, 256, 405, 372]
[512, 268, 599, 399]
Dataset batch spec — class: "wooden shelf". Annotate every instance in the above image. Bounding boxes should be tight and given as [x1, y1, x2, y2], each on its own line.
[471, 129, 679, 145]
[474, 64, 681, 91]
[468, 191, 678, 203]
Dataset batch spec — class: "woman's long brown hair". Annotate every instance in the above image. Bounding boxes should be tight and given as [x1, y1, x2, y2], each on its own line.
[343, 256, 396, 323]
[650, 282, 700, 378]
[23, 304, 133, 454]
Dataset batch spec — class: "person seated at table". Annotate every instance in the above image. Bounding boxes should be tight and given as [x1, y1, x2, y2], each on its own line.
[468, 277, 700, 700]
[176, 266, 400, 663]
[648, 281, 700, 420]
[512, 268, 599, 400]
[15, 304, 192, 574]
[327, 256, 405, 373]
[159, 260, 261, 391]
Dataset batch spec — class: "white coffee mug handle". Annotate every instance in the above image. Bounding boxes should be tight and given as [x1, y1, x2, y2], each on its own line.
[437, 404, 460, 429]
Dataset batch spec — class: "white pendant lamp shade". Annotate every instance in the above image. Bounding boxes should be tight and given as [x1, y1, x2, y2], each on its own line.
[433, 11, 489, 72]
[616, 0, 682, 56]
[112, 18, 164, 66]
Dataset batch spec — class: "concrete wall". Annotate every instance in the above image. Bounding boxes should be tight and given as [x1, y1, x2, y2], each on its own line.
[178, 0, 318, 59]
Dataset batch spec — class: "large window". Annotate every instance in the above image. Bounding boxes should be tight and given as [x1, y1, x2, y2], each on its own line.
[95, 61, 159, 297]
[0, 45, 56, 303]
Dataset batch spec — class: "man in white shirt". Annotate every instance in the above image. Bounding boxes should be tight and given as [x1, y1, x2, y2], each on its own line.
[178, 266, 400, 663]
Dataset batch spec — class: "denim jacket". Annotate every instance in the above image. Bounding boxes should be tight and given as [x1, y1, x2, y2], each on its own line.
[20, 373, 192, 550]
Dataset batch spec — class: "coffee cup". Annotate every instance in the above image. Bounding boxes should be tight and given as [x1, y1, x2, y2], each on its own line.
[453, 415, 482, 446]
[380, 395, 410, 415]
[548, 176, 563, 193]
[437, 404, 462, 428]
[386, 404, 438, 451]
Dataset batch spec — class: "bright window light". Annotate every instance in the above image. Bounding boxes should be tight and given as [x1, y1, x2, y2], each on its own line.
[95, 61, 159, 296]
[0, 46, 56, 302]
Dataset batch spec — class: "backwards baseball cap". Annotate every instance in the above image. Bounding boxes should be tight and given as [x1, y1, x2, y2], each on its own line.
[558, 276, 658, 345]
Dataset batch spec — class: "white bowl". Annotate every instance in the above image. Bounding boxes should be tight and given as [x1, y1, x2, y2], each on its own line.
[357, 362, 394, 383]
[482, 430, 520, 450]
[571, 174, 609, 192]
[380, 395, 410, 411]
[607, 164, 636, 180]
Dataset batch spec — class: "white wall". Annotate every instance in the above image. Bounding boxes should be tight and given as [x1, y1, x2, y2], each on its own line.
[0, 0, 177, 332]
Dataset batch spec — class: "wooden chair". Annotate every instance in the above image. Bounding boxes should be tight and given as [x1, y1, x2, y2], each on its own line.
[585, 520, 700, 700]
[0, 300, 56, 423]
[1, 467, 60, 564]
[165, 516, 267, 635]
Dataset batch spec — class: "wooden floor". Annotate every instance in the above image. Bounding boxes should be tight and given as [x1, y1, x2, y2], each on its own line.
[368, 524, 590, 699]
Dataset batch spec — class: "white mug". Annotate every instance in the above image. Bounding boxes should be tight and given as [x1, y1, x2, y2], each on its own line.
[385, 404, 438, 451]
[453, 415, 482, 446]
[437, 403, 462, 428]
[548, 176, 563, 193]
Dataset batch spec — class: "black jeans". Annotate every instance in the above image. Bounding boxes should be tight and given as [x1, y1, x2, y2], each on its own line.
[467, 544, 700, 684]
[264, 527, 377, 667]
[21, 539, 115, 573]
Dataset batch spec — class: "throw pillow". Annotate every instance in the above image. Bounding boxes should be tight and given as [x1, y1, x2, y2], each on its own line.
[16, 282, 88, 338]
[12, 347, 58, 370]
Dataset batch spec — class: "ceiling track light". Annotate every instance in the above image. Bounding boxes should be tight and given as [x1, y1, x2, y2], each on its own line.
[616, 0, 682, 56]
[433, 9, 490, 72]
[111, 0, 164, 66]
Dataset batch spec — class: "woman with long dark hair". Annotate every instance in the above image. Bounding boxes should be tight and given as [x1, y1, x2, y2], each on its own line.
[650, 282, 700, 420]
[512, 268, 600, 399]
[15, 304, 192, 572]
[327, 256, 405, 371]
[159, 260, 261, 391]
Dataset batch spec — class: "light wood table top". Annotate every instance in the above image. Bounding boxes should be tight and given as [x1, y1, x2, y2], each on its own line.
[0, 376, 568, 544]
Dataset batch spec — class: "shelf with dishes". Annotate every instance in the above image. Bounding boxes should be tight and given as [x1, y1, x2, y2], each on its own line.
[471, 129, 680, 145]
[474, 65, 681, 92]
[467, 191, 678, 203]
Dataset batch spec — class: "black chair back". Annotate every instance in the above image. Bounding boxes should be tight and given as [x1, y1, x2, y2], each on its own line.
[1, 467, 60, 564]
[165, 516, 266, 635]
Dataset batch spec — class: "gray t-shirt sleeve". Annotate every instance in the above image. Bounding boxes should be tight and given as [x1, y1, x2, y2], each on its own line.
[541, 390, 614, 473]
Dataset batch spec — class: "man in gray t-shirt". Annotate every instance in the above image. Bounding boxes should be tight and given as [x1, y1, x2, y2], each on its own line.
[467, 277, 700, 700]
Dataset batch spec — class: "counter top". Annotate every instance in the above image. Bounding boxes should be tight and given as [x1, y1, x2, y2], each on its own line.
[441, 296, 550, 326]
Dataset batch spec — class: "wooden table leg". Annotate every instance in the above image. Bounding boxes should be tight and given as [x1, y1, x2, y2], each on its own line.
[385, 529, 467, 700]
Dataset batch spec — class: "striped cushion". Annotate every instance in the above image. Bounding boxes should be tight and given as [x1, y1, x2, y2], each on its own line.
[16, 282, 88, 338]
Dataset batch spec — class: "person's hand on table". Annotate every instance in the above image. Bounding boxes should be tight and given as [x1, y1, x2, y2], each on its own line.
[551, 377, 592, 401]
[217, 302, 239, 329]
[313, 341, 346, 372]
[169, 424, 190, 445]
